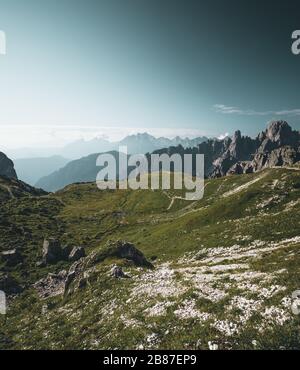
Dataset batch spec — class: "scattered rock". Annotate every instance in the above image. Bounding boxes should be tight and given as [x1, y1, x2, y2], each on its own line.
[68, 246, 85, 262]
[34, 270, 67, 298]
[36, 260, 46, 268]
[1, 249, 23, 266]
[111, 265, 129, 279]
[208, 341, 219, 350]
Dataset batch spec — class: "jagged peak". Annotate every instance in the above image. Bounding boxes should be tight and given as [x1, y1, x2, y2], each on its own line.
[265, 120, 292, 141]
[232, 130, 242, 141]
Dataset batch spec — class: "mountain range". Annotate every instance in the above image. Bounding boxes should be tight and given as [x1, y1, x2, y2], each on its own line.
[36, 121, 300, 192]
[6, 133, 209, 160]
[5, 133, 209, 186]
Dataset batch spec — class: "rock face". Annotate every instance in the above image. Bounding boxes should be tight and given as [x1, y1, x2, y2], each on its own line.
[42, 238, 64, 265]
[39, 238, 86, 266]
[211, 121, 300, 177]
[1, 249, 23, 267]
[0, 152, 18, 179]
[152, 121, 300, 178]
[68, 246, 85, 262]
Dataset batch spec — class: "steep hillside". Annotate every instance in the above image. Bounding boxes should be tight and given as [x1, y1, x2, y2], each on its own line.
[35, 151, 131, 192]
[1, 167, 300, 349]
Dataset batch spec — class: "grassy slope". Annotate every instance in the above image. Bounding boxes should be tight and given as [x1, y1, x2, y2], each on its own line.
[1, 168, 300, 349]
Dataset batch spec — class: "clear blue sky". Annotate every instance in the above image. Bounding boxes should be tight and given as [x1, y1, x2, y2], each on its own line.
[0, 0, 300, 148]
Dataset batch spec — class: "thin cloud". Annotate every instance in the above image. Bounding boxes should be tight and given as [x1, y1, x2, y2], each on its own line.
[214, 104, 300, 116]
[218, 132, 229, 140]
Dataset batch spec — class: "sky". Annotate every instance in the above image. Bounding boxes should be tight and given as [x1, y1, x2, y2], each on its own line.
[0, 0, 300, 149]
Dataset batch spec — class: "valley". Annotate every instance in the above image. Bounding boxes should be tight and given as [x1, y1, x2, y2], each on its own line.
[1, 165, 300, 349]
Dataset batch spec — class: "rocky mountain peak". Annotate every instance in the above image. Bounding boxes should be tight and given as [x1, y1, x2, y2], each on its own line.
[232, 130, 242, 142]
[265, 120, 293, 144]
[0, 152, 18, 179]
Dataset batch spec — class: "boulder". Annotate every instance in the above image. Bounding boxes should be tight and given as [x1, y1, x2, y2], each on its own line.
[0, 273, 22, 295]
[111, 265, 128, 279]
[227, 162, 245, 175]
[42, 238, 64, 265]
[113, 241, 153, 267]
[1, 249, 23, 266]
[68, 246, 85, 262]
[90, 240, 154, 268]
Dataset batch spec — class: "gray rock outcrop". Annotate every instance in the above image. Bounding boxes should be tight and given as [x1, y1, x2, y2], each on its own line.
[111, 265, 129, 278]
[1, 249, 23, 266]
[150, 121, 300, 178]
[42, 238, 64, 265]
[68, 246, 86, 262]
[34, 270, 67, 298]
[113, 241, 153, 268]
[0, 152, 18, 179]
[211, 121, 300, 177]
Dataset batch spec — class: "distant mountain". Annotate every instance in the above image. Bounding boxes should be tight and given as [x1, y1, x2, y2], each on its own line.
[0, 152, 17, 179]
[118, 133, 209, 155]
[7, 133, 209, 160]
[14, 156, 70, 186]
[35, 151, 131, 192]
[60, 133, 209, 158]
[35, 121, 300, 192]
[60, 138, 114, 159]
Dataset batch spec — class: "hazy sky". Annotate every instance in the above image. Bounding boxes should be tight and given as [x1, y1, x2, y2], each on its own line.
[0, 0, 300, 148]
